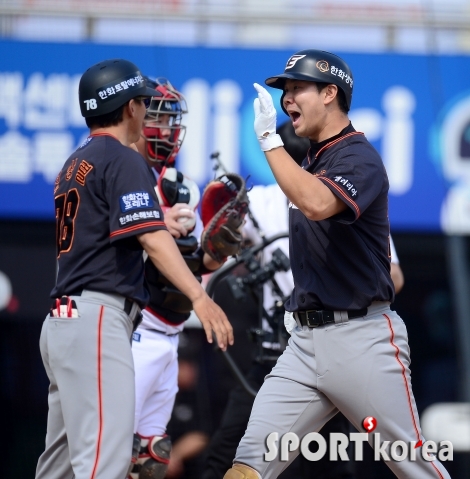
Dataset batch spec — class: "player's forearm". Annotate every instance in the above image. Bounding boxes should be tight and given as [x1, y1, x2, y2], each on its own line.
[203, 253, 224, 271]
[138, 230, 205, 303]
[264, 148, 342, 220]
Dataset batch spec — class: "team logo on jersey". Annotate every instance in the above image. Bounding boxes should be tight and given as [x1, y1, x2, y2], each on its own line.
[132, 332, 141, 342]
[285, 55, 306, 69]
[316, 60, 329, 73]
[120, 191, 154, 212]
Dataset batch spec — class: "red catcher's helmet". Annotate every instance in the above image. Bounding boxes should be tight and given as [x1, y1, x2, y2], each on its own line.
[142, 77, 188, 167]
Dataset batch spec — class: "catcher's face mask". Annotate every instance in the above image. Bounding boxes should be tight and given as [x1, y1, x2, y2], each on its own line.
[142, 78, 188, 167]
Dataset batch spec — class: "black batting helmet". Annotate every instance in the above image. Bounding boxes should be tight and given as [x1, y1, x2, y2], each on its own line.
[78, 59, 161, 118]
[265, 49, 354, 112]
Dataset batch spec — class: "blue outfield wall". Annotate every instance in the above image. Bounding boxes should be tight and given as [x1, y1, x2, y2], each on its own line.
[0, 40, 469, 232]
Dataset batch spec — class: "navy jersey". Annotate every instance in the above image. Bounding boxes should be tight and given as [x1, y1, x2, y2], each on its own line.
[285, 123, 394, 312]
[51, 134, 167, 307]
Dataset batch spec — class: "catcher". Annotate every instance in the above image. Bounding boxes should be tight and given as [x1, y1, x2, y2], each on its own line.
[129, 77, 248, 479]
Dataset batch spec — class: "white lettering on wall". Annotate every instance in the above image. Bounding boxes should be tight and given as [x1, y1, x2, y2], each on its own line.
[212, 80, 242, 174]
[0, 73, 23, 129]
[381, 86, 416, 195]
[439, 94, 470, 233]
[34, 132, 74, 182]
[0, 131, 32, 182]
[24, 73, 71, 130]
[179, 79, 242, 184]
[0, 71, 88, 183]
[0, 70, 418, 197]
[350, 86, 416, 196]
[179, 79, 210, 184]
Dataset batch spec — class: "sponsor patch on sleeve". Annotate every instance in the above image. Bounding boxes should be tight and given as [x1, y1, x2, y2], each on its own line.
[119, 210, 161, 226]
[333, 176, 358, 197]
[120, 191, 154, 212]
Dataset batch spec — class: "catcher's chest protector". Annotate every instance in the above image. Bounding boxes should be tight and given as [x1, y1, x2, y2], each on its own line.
[149, 166, 203, 314]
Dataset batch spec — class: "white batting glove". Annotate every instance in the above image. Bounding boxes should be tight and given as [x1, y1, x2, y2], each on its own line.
[253, 83, 284, 152]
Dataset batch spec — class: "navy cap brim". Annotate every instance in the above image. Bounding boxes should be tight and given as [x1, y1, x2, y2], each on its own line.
[265, 72, 320, 89]
[141, 86, 163, 97]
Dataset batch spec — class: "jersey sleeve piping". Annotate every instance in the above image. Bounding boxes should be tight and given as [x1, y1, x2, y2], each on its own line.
[312, 131, 364, 163]
[110, 221, 166, 238]
[319, 176, 361, 218]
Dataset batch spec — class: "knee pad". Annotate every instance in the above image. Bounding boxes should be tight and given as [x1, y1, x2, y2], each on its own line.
[223, 463, 261, 479]
[129, 435, 172, 479]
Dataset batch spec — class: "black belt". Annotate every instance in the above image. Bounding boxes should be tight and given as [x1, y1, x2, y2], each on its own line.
[148, 329, 180, 337]
[294, 307, 368, 328]
[124, 298, 133, 315]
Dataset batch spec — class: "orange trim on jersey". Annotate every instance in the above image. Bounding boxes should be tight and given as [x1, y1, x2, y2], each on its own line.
[89, 132, 120, 142]
[384, 314, 421, 443]
[109, 221, 166, 238]
[319, 177, 361, 217]
[91, 306, 105, 479]
[312, 131, 364, 163]
[306, 146, 312, 165]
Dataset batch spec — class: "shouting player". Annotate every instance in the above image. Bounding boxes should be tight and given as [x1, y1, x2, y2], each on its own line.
[223, 50, 450, 479]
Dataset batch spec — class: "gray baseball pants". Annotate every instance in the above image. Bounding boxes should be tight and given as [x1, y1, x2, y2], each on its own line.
[35, 290, 139, 479]
[234, 302, 451, 479]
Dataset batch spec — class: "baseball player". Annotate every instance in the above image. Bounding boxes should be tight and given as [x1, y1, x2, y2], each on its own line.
[205, 120, 404, 479]
[223, 50, 451, 479]
[35, 60, 233, 479]
[129, 77, 248, 479]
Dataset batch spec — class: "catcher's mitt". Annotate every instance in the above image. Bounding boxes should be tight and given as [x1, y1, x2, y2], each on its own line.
[201, 173, 249, 262]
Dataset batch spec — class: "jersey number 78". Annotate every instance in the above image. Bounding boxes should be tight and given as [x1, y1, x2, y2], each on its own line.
[55, 189, 80, 256]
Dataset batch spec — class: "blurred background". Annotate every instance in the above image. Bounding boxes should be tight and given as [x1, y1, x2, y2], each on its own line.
[1, 0, 470, 477]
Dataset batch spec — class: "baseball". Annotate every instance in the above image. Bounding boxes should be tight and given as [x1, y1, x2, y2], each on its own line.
[178, 208, 196, 230]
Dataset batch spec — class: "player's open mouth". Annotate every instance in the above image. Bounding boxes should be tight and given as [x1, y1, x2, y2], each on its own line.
[290, 112, 301, 125]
